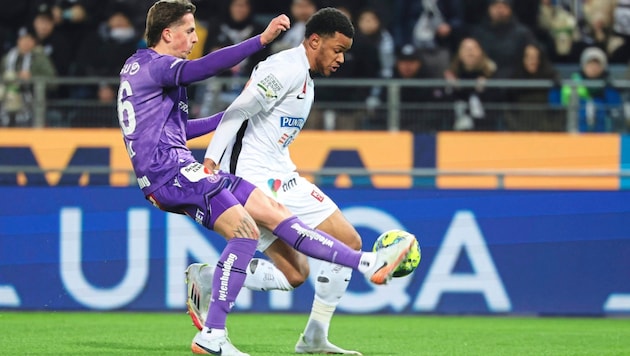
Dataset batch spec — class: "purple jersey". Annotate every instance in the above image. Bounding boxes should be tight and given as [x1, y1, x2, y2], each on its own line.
[118, 49, 193, 195]
[118, 36, 263, 196]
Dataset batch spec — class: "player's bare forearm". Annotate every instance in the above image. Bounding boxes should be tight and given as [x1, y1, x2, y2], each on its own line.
[260, 14, 290, 46]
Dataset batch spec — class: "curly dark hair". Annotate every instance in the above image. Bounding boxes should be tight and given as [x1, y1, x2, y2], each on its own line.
[145, 0, 196, 48]
[304, 7, 354, 40]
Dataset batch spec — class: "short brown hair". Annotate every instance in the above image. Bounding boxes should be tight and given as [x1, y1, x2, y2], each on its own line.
[144, 0, 196, 48]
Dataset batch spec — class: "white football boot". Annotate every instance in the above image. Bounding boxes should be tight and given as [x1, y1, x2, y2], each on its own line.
[185, 263, 213, 330]
[295, 333, 363, 355]
[191, 330, 249, 356]
[368, 234, 415, 285]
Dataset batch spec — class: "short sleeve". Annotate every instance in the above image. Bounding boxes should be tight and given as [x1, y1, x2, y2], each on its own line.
[244, 61, 301, 112]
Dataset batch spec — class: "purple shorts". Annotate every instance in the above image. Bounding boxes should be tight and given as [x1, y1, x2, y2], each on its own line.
[146, 162, 256, 229]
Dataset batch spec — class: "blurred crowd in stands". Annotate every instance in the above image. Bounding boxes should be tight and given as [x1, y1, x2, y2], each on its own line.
[0, 0, 629, 132]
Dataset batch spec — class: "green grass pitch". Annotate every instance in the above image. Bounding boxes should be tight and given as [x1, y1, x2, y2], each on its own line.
[1, 312, 629, 355]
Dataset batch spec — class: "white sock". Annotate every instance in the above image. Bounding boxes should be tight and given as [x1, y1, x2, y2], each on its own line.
[357, 252, 377, 275]
[199, 258, 293, 292]
[201, 327, 225, 338]
[243, 258, 294, 291]
[303, 262, 352, 343]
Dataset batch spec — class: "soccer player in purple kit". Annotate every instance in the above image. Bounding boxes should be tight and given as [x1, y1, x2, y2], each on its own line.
[118, 1, 413, 355]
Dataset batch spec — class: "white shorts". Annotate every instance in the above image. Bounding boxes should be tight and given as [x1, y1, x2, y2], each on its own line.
[252, 172, 338, 252]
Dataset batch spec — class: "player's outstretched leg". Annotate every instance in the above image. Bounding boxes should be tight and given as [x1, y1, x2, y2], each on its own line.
[272, 216, 414, 285]
[367, 233, 416, 285]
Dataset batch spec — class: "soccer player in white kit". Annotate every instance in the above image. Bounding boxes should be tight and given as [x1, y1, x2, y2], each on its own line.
[186, 7, 369, 355]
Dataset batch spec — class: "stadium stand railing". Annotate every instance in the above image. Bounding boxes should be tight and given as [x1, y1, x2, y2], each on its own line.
[3, 76, 629, 133]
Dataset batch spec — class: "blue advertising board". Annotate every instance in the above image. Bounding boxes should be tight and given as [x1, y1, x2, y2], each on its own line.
[1, 187, 629, 315]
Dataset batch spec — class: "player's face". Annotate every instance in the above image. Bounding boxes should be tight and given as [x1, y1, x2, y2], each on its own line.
[313, 32, 352, 77]
[167, 13, 198, 59]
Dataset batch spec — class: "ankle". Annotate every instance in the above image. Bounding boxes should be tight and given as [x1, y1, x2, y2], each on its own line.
[202, 327, 226, 338]
[357, 252, 377, 275]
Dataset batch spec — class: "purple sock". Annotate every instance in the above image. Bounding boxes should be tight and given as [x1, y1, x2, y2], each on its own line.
[273, 216, 361, 269]
[205, 238, 257, 330]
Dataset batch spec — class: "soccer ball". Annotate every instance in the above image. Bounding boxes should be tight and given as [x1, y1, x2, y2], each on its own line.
[372, 229, 421, 277]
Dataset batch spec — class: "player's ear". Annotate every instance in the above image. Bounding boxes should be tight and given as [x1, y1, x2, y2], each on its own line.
[162, 28, 172, 43]
[307, 33, 320, 50]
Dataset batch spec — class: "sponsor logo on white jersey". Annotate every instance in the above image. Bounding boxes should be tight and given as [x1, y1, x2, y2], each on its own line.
[280, 117, 305, 128]
[256, 73, 283, 99]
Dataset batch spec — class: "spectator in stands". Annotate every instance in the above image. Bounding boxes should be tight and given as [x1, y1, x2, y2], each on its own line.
[539, 0, 614, 63]
[444, 37, 498, 131]
[196, 0, 271, 115]
[505, 42, 564, 132]
[581, 1, 615, 51]
[471, 0, 534, 78]
[355, 7, 395, 113]
[203, 0, 270, 80]
[100, 0, 154, 36]
[271, 0, 318, 54]
[389, 0, 452, 78]
[71, 3, 141, 83]
[357, 8, 396, 78]
[609, 0, 630, 63]
[305, 4, 380, 130]
[538, 0, 578, 63]
[436, 0, 467, 53]
[553, 47, 622, 132]
[30, 3, 73, 77]
[388, 44, 447, 131]
[69, 4, 140, 126]
[32, 0, 104, 64]
[0, 27, 56, 127]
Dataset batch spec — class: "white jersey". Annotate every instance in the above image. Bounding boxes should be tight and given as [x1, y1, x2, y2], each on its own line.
[218, 45, 337, 252]
[219, 45, 315, 180]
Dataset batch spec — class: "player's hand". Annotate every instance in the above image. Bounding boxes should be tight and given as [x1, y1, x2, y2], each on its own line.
[203, 158, 217, 172]
[260, 14, 290, 46]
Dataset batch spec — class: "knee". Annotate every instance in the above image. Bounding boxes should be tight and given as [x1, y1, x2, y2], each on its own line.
[345, 232, 362, 251]
[256, 197, 293, 230]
